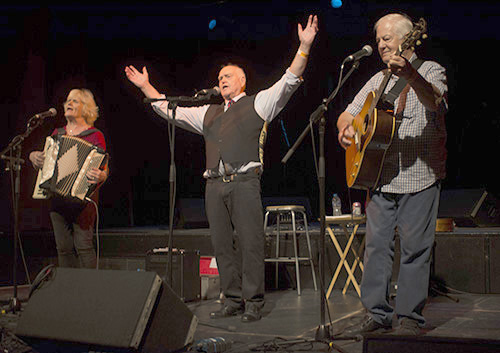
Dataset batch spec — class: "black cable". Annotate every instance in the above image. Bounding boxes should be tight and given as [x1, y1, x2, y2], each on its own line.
[28, 264, 55, 299]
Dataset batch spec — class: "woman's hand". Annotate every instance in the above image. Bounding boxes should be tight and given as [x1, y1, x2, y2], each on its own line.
[86, 167, 107, 184]
[29, 151, 45, 169]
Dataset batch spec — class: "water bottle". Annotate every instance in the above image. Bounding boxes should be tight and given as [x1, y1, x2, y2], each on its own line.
[194, 337, 232, 353]
[332, 193, 342, 216]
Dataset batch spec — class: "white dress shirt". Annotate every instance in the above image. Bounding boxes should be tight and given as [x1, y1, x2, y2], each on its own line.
[151, 68, 303, 176]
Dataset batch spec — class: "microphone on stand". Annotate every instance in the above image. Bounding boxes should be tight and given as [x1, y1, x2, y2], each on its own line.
[194, 86, 221, 97]
[32, 108, 57, 120]
[27, 108, 57, 128]
[344, 45, 373, 62]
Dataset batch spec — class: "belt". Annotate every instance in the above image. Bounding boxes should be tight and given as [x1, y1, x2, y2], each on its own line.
[208, 167, 261, 183]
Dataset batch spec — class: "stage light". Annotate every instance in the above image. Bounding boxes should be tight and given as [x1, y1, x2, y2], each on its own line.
[331, 0, 342, 8]
[208, 19, 217, 30]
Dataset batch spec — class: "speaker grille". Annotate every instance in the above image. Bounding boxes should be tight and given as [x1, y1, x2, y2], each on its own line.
[16, 268, 197, 352]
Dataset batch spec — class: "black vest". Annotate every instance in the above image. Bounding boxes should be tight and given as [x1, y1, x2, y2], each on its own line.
[203, 95, 264, 171]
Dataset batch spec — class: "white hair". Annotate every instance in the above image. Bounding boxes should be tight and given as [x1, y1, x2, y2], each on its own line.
[66, 88, 99, 126]
[374, 13, 413, 39]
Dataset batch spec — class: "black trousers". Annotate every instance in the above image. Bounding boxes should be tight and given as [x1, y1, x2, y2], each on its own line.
[49, 196, 96, 269]
[50, 211, 96, 268]
[205, 173, 265, 310]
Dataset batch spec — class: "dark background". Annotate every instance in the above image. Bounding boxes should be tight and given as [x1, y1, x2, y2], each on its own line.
[1, 0, 499, 231]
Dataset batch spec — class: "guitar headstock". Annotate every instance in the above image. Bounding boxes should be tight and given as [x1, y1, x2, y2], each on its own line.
[399, 18, 428, 53]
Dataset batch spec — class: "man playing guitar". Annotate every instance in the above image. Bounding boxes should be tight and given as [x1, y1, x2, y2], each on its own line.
[337, 13, 448, 336]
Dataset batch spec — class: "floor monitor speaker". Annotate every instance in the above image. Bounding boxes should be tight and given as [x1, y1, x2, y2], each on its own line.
[15, 267, 198, 352]
[363, 334, 500, 353]
[439, 188, 500, 227]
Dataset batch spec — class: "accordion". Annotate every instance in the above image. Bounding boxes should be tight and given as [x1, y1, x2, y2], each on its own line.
[33, 135, 107, 201]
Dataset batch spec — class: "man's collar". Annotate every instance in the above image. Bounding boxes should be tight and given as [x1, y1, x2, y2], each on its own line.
[225, 92, 246, 106]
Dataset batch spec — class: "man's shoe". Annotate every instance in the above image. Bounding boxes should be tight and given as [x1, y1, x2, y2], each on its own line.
[343, 315, 392, 336]
[390, 318, 421, 336]
[210, 305, 244, 319]
[241, 306, 262, 323]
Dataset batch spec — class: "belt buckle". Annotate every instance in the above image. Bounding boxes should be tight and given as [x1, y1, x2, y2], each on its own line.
[222, 174, 233, 183]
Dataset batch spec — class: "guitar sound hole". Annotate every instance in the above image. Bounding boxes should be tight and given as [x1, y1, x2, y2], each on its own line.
[363, 114, 369, 132]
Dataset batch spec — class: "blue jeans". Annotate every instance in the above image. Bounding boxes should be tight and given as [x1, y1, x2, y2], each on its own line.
[361, 182, 441, 326]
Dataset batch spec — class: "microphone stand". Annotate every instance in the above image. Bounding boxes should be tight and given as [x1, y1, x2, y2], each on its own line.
[143, 94, 214, 287]
[281, 60, 361, 345]
[1, 115, 47, 313]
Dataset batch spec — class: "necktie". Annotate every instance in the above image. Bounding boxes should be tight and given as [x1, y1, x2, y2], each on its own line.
[227, 100, 234, 109]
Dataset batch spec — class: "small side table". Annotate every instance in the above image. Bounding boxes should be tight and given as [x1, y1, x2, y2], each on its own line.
[324, 214, 366, 298]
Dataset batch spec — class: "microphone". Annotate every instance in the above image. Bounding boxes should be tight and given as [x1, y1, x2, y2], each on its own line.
[344, 45, 373, 62]
[33, 108, 57, 120]
[195, 86, 221, 97]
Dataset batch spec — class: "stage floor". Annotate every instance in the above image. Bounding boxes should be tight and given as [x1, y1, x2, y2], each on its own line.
[1, 285, 500, 352]
[1, 224, 500, 351]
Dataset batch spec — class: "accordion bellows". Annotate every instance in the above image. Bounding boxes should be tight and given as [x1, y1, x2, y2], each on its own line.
[33, 135, 107, 201]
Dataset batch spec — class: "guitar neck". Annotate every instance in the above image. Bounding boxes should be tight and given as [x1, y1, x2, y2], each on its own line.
[372, 70, 393, 110]
[370, 47, 404, 113]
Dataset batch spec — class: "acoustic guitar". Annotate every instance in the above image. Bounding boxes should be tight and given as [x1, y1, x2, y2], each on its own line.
[345, 18, 427, 190]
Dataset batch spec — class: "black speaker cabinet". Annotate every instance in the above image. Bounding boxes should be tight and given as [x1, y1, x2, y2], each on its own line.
[146, 249, 201, 302]
[439, 188, 500, 227]
[176, 198, 208, 229]
[434, 234, 488, 293]
[15, 268, 198, 352]
[363, 334, 500, 353]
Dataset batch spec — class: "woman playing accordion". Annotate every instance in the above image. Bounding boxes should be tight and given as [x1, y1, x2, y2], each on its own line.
[29, 88, 109, 269]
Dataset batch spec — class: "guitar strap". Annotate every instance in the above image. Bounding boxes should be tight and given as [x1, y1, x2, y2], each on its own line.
[381, 58, 424, 109]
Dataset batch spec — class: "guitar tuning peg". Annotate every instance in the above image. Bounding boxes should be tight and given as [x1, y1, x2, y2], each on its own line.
[422, 34, 428, 39]
[416, 40, 422, 46]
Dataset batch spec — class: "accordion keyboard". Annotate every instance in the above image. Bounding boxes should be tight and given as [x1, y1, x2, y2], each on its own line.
[33, 135, 106, 201]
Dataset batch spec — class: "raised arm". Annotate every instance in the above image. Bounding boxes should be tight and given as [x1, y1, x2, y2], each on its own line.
[125, 65, 162, 99]
[289, 15, 319, 78]
[125, 64, 208, 134]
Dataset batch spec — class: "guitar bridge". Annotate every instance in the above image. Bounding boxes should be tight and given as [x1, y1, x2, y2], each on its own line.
[354, 132, 360, 151]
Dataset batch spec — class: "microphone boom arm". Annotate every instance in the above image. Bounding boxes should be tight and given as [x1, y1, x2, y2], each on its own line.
[143, 95, 215, 107]
[281, 60, 360, 164]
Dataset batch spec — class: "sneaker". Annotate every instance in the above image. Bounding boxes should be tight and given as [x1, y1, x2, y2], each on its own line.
[391, 318, 421, 336]
[343, 315, 392, 336]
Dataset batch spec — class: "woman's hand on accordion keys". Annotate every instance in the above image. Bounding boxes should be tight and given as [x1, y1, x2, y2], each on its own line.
[29, 151, 45, 169]
[86, 167, 107, 184]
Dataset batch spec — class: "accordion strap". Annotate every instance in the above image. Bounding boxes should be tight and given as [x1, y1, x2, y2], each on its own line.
[54, 127, 106, 157]
[54, 127, 101, 138]
[77, 127, 100, 138]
